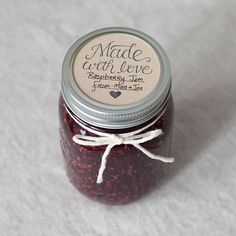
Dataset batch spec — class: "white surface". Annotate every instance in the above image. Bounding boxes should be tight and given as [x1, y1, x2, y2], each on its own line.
[1, 0, 236, 235]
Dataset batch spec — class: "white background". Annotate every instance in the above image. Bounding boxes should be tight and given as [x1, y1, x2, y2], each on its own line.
[1, 0, 236, 235]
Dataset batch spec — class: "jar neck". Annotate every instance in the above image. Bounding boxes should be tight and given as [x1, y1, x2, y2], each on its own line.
[64, 94, 171, 134]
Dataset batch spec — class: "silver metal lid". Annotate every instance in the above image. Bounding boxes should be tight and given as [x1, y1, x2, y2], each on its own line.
[61, 27, 171, 129]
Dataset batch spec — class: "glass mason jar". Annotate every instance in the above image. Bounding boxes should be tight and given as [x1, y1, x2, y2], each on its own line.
[59, 27, 174, 205]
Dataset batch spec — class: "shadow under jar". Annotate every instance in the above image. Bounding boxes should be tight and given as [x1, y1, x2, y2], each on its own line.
[59, 27, 174, 205]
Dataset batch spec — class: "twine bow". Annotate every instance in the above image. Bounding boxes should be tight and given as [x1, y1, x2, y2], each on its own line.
[73, 128, 174, 183]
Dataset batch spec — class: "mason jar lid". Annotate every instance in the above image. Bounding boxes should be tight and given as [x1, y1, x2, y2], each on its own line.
[61, 27, 171, 129]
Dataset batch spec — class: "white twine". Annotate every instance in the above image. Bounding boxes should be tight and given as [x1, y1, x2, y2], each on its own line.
[64, 105, 175, 184]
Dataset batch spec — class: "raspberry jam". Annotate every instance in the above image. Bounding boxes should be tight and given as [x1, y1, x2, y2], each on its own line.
[59, 27, 174, 204]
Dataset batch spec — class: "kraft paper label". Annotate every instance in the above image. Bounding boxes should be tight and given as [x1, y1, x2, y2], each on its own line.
[73, 33, 161, 105]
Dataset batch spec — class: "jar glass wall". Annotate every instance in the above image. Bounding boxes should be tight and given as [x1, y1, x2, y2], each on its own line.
[59, 94, 173, 205]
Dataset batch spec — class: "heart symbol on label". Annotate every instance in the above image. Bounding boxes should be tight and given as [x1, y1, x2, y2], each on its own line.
[110, 91, 121, 98]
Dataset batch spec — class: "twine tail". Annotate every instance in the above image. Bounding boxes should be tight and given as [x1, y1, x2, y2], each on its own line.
[96, 144, 115, 184]
[133, 144, 174, 163]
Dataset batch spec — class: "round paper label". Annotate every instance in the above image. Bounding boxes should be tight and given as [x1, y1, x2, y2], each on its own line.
[73, 33, 161, 105]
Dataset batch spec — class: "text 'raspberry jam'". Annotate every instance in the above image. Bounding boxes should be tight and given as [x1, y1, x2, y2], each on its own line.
[59, 27, 174, 205]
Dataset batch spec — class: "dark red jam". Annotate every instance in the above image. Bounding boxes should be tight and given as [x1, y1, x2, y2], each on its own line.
[59, 95, 173, 205]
